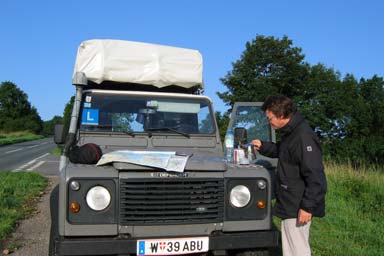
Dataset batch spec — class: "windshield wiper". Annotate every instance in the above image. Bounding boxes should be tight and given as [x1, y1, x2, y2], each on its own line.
[145, 127, 190, 138]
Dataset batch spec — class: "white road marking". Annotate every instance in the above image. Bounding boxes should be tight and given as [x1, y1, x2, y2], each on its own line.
[15, 160, 37, 171]
[5, 141, 50, 154]
[27, 161, 45, 171]
[5, 148, 24, 154]
[13, 153, 50, 172]
[27, 144, 40, 149]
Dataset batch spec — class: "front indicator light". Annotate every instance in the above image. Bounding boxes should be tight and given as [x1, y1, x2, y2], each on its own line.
[86, 186, 111, 211]
[69, 202, 81, 213]
[257, 200, 266, 209]
[229, 185, 251, 208]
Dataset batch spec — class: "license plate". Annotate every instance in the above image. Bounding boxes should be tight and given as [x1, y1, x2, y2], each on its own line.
[137, 236, 209, 255]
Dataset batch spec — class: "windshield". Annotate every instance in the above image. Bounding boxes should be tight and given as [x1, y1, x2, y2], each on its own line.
[79, 91, 215, 135]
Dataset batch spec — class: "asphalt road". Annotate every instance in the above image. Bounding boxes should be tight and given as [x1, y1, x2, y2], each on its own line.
[0, 137, 59, 175]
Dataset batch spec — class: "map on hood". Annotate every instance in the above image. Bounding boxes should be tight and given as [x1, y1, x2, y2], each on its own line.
[96, 150, 189, 172]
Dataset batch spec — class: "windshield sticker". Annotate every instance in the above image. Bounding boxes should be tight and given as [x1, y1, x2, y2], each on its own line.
[146, 100, 159, 108]
[81, 109, 99, 125]
[84, 102, 91, 108]
[85, 96, 92, 103]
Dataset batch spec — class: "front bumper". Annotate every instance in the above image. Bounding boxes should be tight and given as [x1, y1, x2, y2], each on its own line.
[56, 230, 279, 255]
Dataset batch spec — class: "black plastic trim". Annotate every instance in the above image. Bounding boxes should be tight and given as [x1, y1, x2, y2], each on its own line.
[56, 230, 279, 255]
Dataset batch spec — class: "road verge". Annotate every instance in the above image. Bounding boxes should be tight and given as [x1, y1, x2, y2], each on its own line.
[0, 172, 47, 240]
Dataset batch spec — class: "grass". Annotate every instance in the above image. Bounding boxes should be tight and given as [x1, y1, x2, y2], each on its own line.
[273, 162, 384, 256]
[0, 131, 44, 146]
[52, 146, 63, 156]
[0, 172, 47, 241]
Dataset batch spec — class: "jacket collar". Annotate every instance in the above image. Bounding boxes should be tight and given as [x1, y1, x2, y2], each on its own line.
[280, 111, 305, 136]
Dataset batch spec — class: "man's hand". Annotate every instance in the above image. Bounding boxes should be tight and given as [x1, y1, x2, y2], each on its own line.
[251, 139, 262, 150]
[298, 209, 312, 225]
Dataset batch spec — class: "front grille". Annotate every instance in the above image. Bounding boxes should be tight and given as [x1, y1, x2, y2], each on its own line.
[119, 178, 224, 225]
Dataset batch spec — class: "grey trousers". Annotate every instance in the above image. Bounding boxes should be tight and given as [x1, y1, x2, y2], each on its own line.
[281, 218, 312, 256]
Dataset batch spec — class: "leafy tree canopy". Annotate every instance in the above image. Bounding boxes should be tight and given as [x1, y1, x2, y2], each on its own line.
[0, 81, 43, 133]
[63, 95, 75, 131]
[218, 35, 307, 106]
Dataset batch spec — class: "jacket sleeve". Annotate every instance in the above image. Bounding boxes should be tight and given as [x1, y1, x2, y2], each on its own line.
[259, 141, 279, 158]
[297, 133, 327, 214]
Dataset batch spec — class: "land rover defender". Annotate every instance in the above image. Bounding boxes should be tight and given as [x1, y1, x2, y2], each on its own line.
[50, 39, 279, 256]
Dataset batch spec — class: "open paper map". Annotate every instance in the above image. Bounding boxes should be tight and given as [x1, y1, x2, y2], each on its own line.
[96, 150, 189, 172]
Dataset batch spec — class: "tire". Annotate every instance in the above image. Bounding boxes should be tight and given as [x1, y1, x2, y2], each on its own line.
[49, 185, 60, 256]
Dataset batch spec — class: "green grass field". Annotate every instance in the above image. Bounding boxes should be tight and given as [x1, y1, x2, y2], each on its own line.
[0, 172, 47, 241]
[0, 131, 44, 146]
[309, 162, 384, 256]
[272, 162, 384, 256]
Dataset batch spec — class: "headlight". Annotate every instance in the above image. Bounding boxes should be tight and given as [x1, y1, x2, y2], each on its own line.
[86, 186, 111, 211]
[229, 185, 251, 208]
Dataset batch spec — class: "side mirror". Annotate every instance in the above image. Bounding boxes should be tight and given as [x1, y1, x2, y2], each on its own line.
[54, 123, 65, 144]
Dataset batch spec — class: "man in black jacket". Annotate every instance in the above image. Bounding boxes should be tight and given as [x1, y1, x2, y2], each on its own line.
[252, 95, 327, 256]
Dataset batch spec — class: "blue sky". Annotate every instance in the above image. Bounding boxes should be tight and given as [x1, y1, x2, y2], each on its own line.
[1, 0, 383, 121]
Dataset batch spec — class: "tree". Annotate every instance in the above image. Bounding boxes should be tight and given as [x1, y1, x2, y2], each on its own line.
[63, 95, 75, 133]
[218, 35, 308, 108]
[215, 111, 229, 143]
[339, 76, 384, 164]
[217, 35, 354, 139]
[295, 64, 351, 140]
[0, 81, 43, 133]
